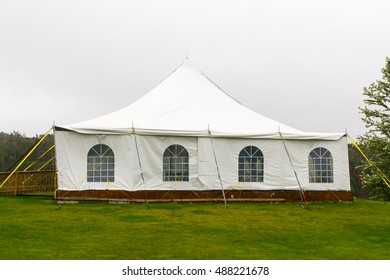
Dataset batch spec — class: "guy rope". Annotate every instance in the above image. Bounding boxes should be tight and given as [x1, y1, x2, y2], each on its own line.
[0, 128, 53, 189]
[347, 134, 390, 189]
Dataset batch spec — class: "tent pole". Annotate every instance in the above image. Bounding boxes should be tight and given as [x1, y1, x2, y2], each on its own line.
[209, 134, 228, 208]
[132, 124, 149, 208]
[278, 132, 308, 209]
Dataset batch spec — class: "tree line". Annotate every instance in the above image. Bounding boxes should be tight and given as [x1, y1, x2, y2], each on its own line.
[0, 131, 55, 172]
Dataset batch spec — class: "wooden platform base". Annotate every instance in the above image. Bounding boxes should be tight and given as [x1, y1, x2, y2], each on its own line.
[56, 189, 354, 203]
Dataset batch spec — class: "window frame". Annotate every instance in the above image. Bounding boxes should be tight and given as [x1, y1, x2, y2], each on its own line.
[238, 145, 264, 183]
[308, 147, 333, 183]
[163, 144, 189, 182]
[87, 144, 115, 183]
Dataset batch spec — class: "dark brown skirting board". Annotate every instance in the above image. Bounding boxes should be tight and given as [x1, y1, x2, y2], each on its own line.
[56, 189, 354, 203]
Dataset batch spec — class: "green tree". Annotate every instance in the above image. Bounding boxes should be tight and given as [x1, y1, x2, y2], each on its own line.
[359, 57, 390, 200]
[0, 131, 54, 172]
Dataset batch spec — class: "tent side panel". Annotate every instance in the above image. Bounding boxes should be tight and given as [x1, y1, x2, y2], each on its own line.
[134, 135, 200, 190]
[209, 138, 300, 190]
[283, 136, 351, 191]
[55, 132, 350, 193]
[55, 131, 142, 191]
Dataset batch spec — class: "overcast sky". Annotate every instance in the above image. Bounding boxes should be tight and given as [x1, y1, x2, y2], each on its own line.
[1, 0, 389, 138]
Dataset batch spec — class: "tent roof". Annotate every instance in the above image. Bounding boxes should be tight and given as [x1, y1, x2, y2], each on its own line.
[56, 58, 344, 140]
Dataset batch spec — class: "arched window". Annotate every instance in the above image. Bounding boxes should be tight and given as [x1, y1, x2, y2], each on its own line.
[308, 147, 333, 183]
[238, 146, 264, 182]
[163, 144, 189, 182]
[87, 144, 115, 182]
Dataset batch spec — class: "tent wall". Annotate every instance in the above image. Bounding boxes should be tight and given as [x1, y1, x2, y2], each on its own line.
[196, 137, 350, 191]
[55, 131, 350, 192]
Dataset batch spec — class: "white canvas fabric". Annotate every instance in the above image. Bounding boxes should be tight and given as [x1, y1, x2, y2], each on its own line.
[55, 131, 350, 191]
[56, 58, 344, 140]
[54, 58, 350, 192]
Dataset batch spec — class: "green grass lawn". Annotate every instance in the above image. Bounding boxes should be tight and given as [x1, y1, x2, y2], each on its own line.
[0, 195, 389, 260]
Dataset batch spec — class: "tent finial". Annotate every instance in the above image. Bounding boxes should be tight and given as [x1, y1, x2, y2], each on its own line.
[181, 54, 192, 67]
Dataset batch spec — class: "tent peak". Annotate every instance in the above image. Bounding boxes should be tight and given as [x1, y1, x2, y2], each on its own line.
[180, 55, 197, 69]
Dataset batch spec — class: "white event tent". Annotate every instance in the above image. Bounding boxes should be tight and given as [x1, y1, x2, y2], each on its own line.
[54, 58, 351, 201]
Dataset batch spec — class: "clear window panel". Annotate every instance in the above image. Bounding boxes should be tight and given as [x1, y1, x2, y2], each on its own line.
[308, 147, 333, 184]
[162, 145, 189, 182]
[238, 146, 264, 183]
[87, 144, 115, 183]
